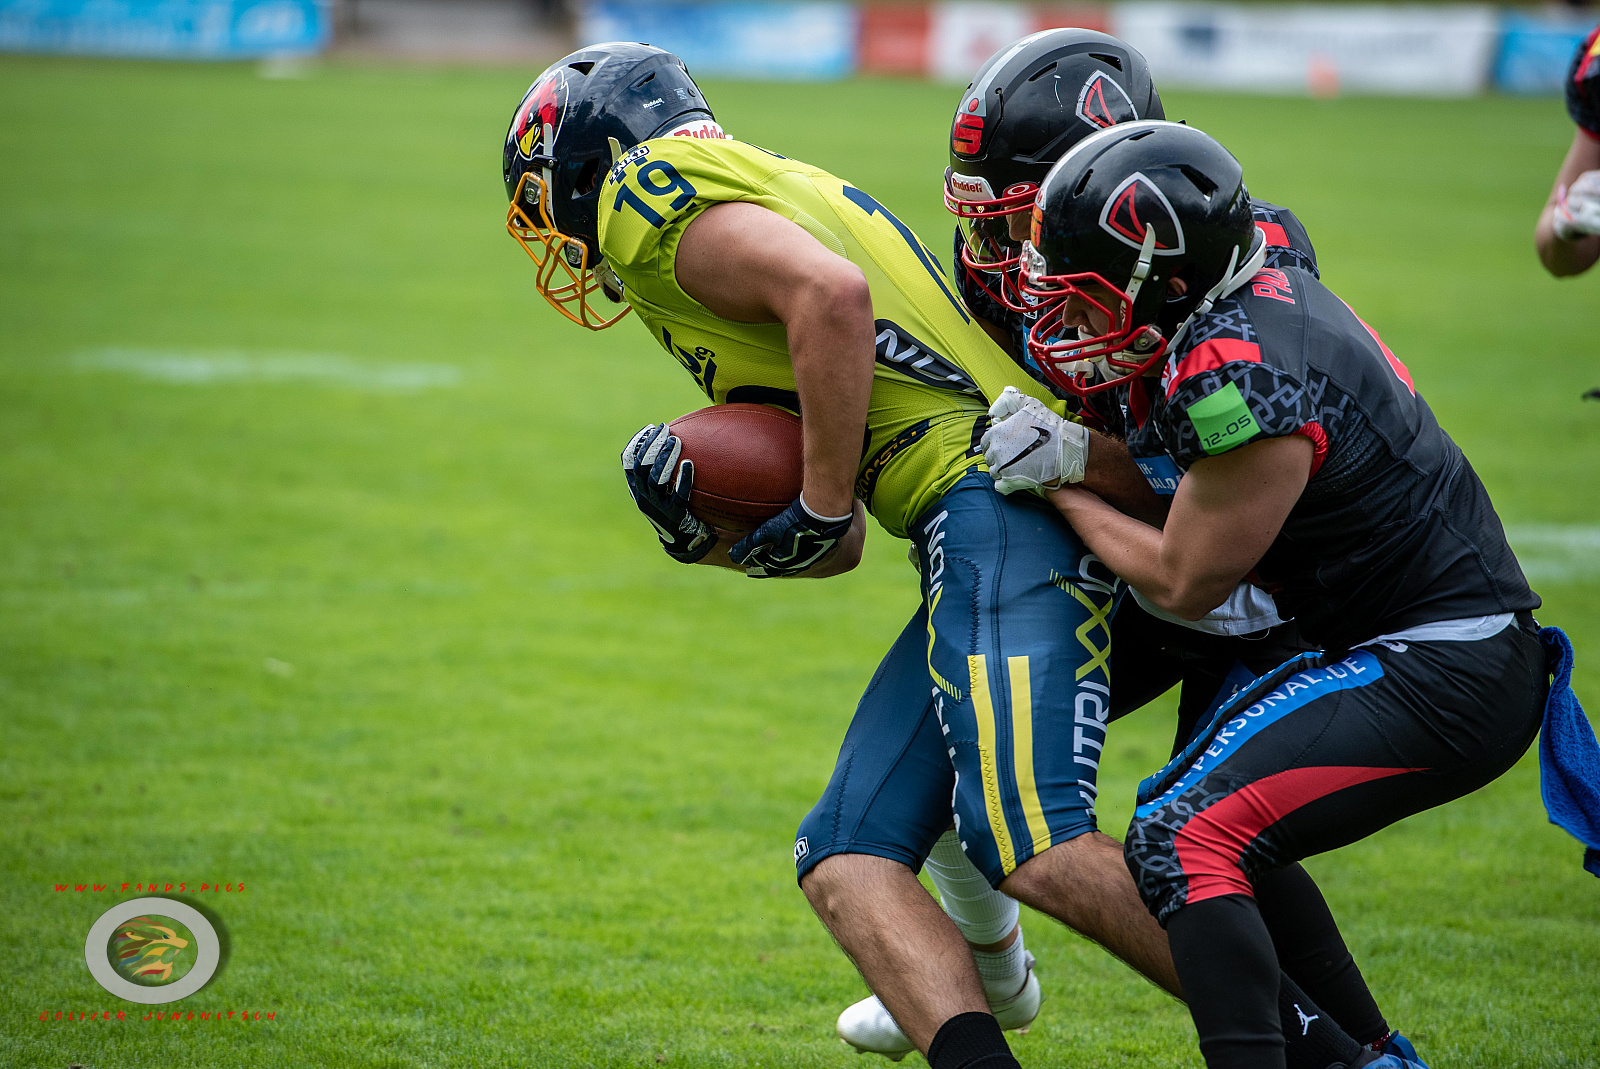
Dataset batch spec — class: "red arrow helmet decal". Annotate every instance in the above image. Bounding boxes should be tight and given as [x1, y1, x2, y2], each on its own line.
[1075, 71, 1138, 130]
[1098, 171, 1186, 255]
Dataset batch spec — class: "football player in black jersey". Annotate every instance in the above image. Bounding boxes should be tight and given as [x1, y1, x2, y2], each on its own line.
[933, 34, 1409, 1067]
[987, 120, 1547, 1069]
[944, 29, 1323, 746]
[1536, 21, 1600, 277]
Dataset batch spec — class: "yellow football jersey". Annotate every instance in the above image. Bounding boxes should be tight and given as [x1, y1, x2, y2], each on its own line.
[597, 136, 1058, 538]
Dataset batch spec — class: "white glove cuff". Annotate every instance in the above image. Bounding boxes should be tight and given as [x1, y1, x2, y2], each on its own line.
[1057, 419, 1090, 485]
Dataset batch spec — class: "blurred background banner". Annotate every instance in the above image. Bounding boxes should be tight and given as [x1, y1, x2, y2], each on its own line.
[0, 0, 331, 59]
[1113, 2, 1500, 97]
[580, 0, 857, 79]
[1497, 9, 1598, 94]
[1, 0, 1594, 95]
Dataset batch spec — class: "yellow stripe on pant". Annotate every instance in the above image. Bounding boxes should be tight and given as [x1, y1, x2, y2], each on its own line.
[1008, 655, 1054, 857]
[967, 654, 1016, 874]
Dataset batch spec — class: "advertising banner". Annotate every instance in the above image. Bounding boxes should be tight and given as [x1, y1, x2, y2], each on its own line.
[859, 2, 1110, 80]
[0, 0, 330, 58]
[1110, 2, 1500, 96]
[1496, 11, 1597, 95]
[581, 1, 858, 79]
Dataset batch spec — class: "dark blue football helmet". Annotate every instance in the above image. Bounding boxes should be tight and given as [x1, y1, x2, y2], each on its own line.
[504, 42, 718, 328]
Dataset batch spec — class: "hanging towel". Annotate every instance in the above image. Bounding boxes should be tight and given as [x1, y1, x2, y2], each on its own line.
[1538, 627, 1600, 878]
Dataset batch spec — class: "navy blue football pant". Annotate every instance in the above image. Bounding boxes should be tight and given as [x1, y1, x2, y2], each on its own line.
[1130, 616, 1547, 1069]
[794, 471, 1115, 888]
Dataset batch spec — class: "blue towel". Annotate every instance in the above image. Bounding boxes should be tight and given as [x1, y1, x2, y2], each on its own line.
[1538, 627, 1600, 878]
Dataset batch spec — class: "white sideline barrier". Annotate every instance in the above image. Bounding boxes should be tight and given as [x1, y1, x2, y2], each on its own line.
[1110, 3, 1501, 96]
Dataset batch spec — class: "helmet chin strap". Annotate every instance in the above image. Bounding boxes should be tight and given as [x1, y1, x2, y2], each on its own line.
[1123, 223, 1159, 311]
[1098, 228, 1267, 374]
[1166, 230, 1267, 355]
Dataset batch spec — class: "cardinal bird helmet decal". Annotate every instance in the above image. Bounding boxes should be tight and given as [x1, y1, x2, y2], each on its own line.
[509, 69, 569, 162]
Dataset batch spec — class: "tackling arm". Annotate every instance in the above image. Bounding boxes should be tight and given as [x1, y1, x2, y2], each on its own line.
[1045, 435, 1312, 620]
[1536, 130, 1600, 277]
[1080, 432, 1167, 527]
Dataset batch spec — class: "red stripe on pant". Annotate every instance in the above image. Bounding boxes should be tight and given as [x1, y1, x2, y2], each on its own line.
[1175, 766, 1416, 903]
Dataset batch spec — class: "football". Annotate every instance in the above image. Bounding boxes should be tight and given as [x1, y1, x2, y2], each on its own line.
[669, 403, 804, 533]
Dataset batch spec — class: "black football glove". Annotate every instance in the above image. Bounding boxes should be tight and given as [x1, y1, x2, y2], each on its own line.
[621, 423, 715, 564]
[729, 495, 853, 579]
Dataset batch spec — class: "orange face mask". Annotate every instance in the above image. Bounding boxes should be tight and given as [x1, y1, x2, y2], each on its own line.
[505, 170, 631, 331]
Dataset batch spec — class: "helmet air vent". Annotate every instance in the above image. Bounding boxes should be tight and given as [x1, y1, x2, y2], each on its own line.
[567, 61, 594, 74]
[1073, 169, 1094, 197]
[1027, 62, 1057, 82]
[1089, 53, 1123, 71]
[1179, 165, 1217, 199]
[632, 71, 657, 88]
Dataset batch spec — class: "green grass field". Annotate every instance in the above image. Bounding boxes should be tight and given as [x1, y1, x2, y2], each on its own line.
[1, 56, 1597, 1069]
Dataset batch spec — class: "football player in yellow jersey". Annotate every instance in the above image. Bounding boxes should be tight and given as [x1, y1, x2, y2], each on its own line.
[501, 43, 1175, 1069]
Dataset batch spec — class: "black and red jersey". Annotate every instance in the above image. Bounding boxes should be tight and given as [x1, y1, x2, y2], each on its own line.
[1101, 266, 1539, 650]
[1568, 23, 1600, 140]
[954, 199, 1320, 399]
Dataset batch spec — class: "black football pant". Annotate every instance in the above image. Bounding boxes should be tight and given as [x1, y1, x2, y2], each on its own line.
[1127, 615, 1547, 1069]
[1110, 604, 1390, 1048]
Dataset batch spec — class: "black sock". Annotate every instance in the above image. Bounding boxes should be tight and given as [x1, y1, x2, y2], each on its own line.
[927, 1012, 1021, 1069]
[1280, 972, 1362, 1069]
[1255, 865, 1390, 1045]
[1168, 894, 1287, 1069]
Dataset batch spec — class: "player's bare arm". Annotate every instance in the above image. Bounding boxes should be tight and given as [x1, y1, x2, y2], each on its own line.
[675, 201, 875, 521]
[1536, 129, 1600, 277]
[1079, 431, 1166, 526]
[1047, 435, 1313, 620]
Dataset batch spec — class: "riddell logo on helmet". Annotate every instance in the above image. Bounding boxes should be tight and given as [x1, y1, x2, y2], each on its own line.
[948, 172, 994, 200]
[666, 119, 729, 140]
[512, 71, 568, 160]
[1098, 172, 1186, 255]
[1076, 72, 1138, 130]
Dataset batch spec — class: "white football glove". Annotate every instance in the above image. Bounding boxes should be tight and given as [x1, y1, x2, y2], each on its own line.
[980, 386, 1089, 495]
[1553, 170, 1600, 240]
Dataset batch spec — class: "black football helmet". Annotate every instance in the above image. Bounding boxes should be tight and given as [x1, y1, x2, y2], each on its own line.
[1021, 121, 1266, 397]
[944, 28, 1163, 312]
[504, 42, 719, 329]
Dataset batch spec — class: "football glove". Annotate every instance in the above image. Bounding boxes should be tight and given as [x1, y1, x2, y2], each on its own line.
[980, 385, 1089, 495]
[1553, 170, 1600, 240]
[729, 495, 854, 578]
[621, 423, 715, 564]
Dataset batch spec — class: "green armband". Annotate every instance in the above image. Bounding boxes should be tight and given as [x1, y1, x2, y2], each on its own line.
[1186, 381, 1260, 455]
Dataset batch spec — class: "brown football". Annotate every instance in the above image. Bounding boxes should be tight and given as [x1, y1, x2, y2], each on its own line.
[669, 403, 803, 534]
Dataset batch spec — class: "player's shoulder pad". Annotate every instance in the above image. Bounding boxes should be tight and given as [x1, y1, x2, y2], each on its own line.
[1250, 198, 1320, 278]
[1161, 270, 1327, 457]
[598, 137, 792, 271]
[1569, 23, 1600, 139]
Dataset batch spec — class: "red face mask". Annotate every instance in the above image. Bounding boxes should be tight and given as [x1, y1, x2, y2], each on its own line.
[1019, 226, 1169, 397]
[943, 169, 1038, 313]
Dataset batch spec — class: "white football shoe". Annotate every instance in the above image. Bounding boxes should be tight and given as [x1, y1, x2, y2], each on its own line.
[836, 953, 1041, 1060]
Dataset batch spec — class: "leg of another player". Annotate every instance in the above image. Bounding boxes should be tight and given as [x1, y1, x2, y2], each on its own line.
[1000, 830, 1182, 997]
[801, 853, 993, 1055]
[923, 830, 1034, 1003]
